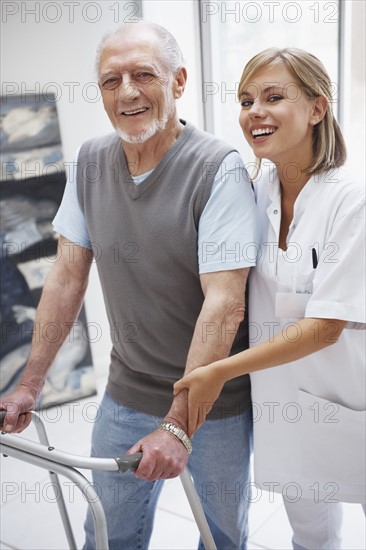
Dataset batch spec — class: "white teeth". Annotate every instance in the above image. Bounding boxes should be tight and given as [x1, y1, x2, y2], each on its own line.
[252, 127, 276, 137]
[123, 108, 147, 115]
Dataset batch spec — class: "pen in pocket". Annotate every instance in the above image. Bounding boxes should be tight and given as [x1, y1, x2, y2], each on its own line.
[312, 248, 318, 269]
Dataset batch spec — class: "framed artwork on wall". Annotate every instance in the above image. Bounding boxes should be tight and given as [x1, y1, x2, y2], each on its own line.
[0, 94, 97, 408]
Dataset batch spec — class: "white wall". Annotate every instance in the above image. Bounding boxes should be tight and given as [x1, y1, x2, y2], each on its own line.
[1, 0, 203, 373]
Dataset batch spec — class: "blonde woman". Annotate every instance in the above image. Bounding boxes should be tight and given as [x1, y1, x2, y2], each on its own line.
[175, 48, 365, 549]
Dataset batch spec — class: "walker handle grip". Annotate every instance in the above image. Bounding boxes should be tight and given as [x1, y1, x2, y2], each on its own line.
[115, 452, 143, 472]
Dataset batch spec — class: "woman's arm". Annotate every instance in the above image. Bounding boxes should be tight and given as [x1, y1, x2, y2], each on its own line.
[174, 317, 346, 436]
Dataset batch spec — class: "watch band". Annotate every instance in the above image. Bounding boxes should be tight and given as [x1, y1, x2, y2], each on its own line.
[159, 421, 193, 454]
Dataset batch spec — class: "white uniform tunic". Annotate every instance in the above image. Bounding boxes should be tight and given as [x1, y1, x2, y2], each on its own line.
[249, 165, 366, 503]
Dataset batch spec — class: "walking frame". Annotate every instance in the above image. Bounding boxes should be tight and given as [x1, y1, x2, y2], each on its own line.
[0, 411, 217, 550]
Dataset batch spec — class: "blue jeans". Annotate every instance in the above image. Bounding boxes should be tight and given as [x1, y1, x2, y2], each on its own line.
[84, 391, 253, 550]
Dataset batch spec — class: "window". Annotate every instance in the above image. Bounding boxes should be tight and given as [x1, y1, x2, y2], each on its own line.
[200, 0, 340, 163]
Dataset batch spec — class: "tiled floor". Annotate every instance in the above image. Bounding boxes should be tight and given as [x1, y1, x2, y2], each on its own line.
[1, 374, 365, 550]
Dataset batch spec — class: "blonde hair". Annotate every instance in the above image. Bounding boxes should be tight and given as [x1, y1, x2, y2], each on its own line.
[238, 48, 347, 176]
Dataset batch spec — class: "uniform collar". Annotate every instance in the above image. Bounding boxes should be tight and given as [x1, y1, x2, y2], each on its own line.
[266, 169, 324, 242]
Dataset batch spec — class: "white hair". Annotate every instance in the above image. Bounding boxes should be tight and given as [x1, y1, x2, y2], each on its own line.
[95, 20, 184, 78]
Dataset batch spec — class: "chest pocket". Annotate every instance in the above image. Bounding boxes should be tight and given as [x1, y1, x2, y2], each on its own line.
[274, 249, 316, 319]
[275, 291, 311, 319]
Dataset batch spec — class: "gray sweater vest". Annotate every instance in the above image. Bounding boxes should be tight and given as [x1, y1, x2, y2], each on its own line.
[77, 121, 251, 417]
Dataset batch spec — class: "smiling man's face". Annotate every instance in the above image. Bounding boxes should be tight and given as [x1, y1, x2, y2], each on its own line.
[98, 28, 177, 144]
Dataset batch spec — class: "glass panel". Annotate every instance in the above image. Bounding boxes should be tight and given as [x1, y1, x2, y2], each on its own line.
[341, 0, 365, 186]
[201, 0, 340, 163]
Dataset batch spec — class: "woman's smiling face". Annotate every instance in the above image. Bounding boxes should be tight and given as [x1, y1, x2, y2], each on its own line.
[239, 62, 318, 170]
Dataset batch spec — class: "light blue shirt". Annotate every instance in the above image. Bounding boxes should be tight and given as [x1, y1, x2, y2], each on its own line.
[53, 150, 258, 273]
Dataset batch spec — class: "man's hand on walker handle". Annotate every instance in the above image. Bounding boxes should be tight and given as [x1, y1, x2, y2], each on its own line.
[174, 364, 226, 437]
[0, 385, 37, 433]
[126, 427, 189, 481]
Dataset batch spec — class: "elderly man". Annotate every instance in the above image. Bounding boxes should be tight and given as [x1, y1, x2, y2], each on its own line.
[1, 21, 257, 549]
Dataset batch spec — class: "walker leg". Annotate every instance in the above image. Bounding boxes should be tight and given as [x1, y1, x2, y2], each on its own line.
[179, 468, 217, 550]
[31, 412, 78, 550]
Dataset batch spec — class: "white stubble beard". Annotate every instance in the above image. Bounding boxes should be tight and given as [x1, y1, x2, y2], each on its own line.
[115, 87, 176, 144]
